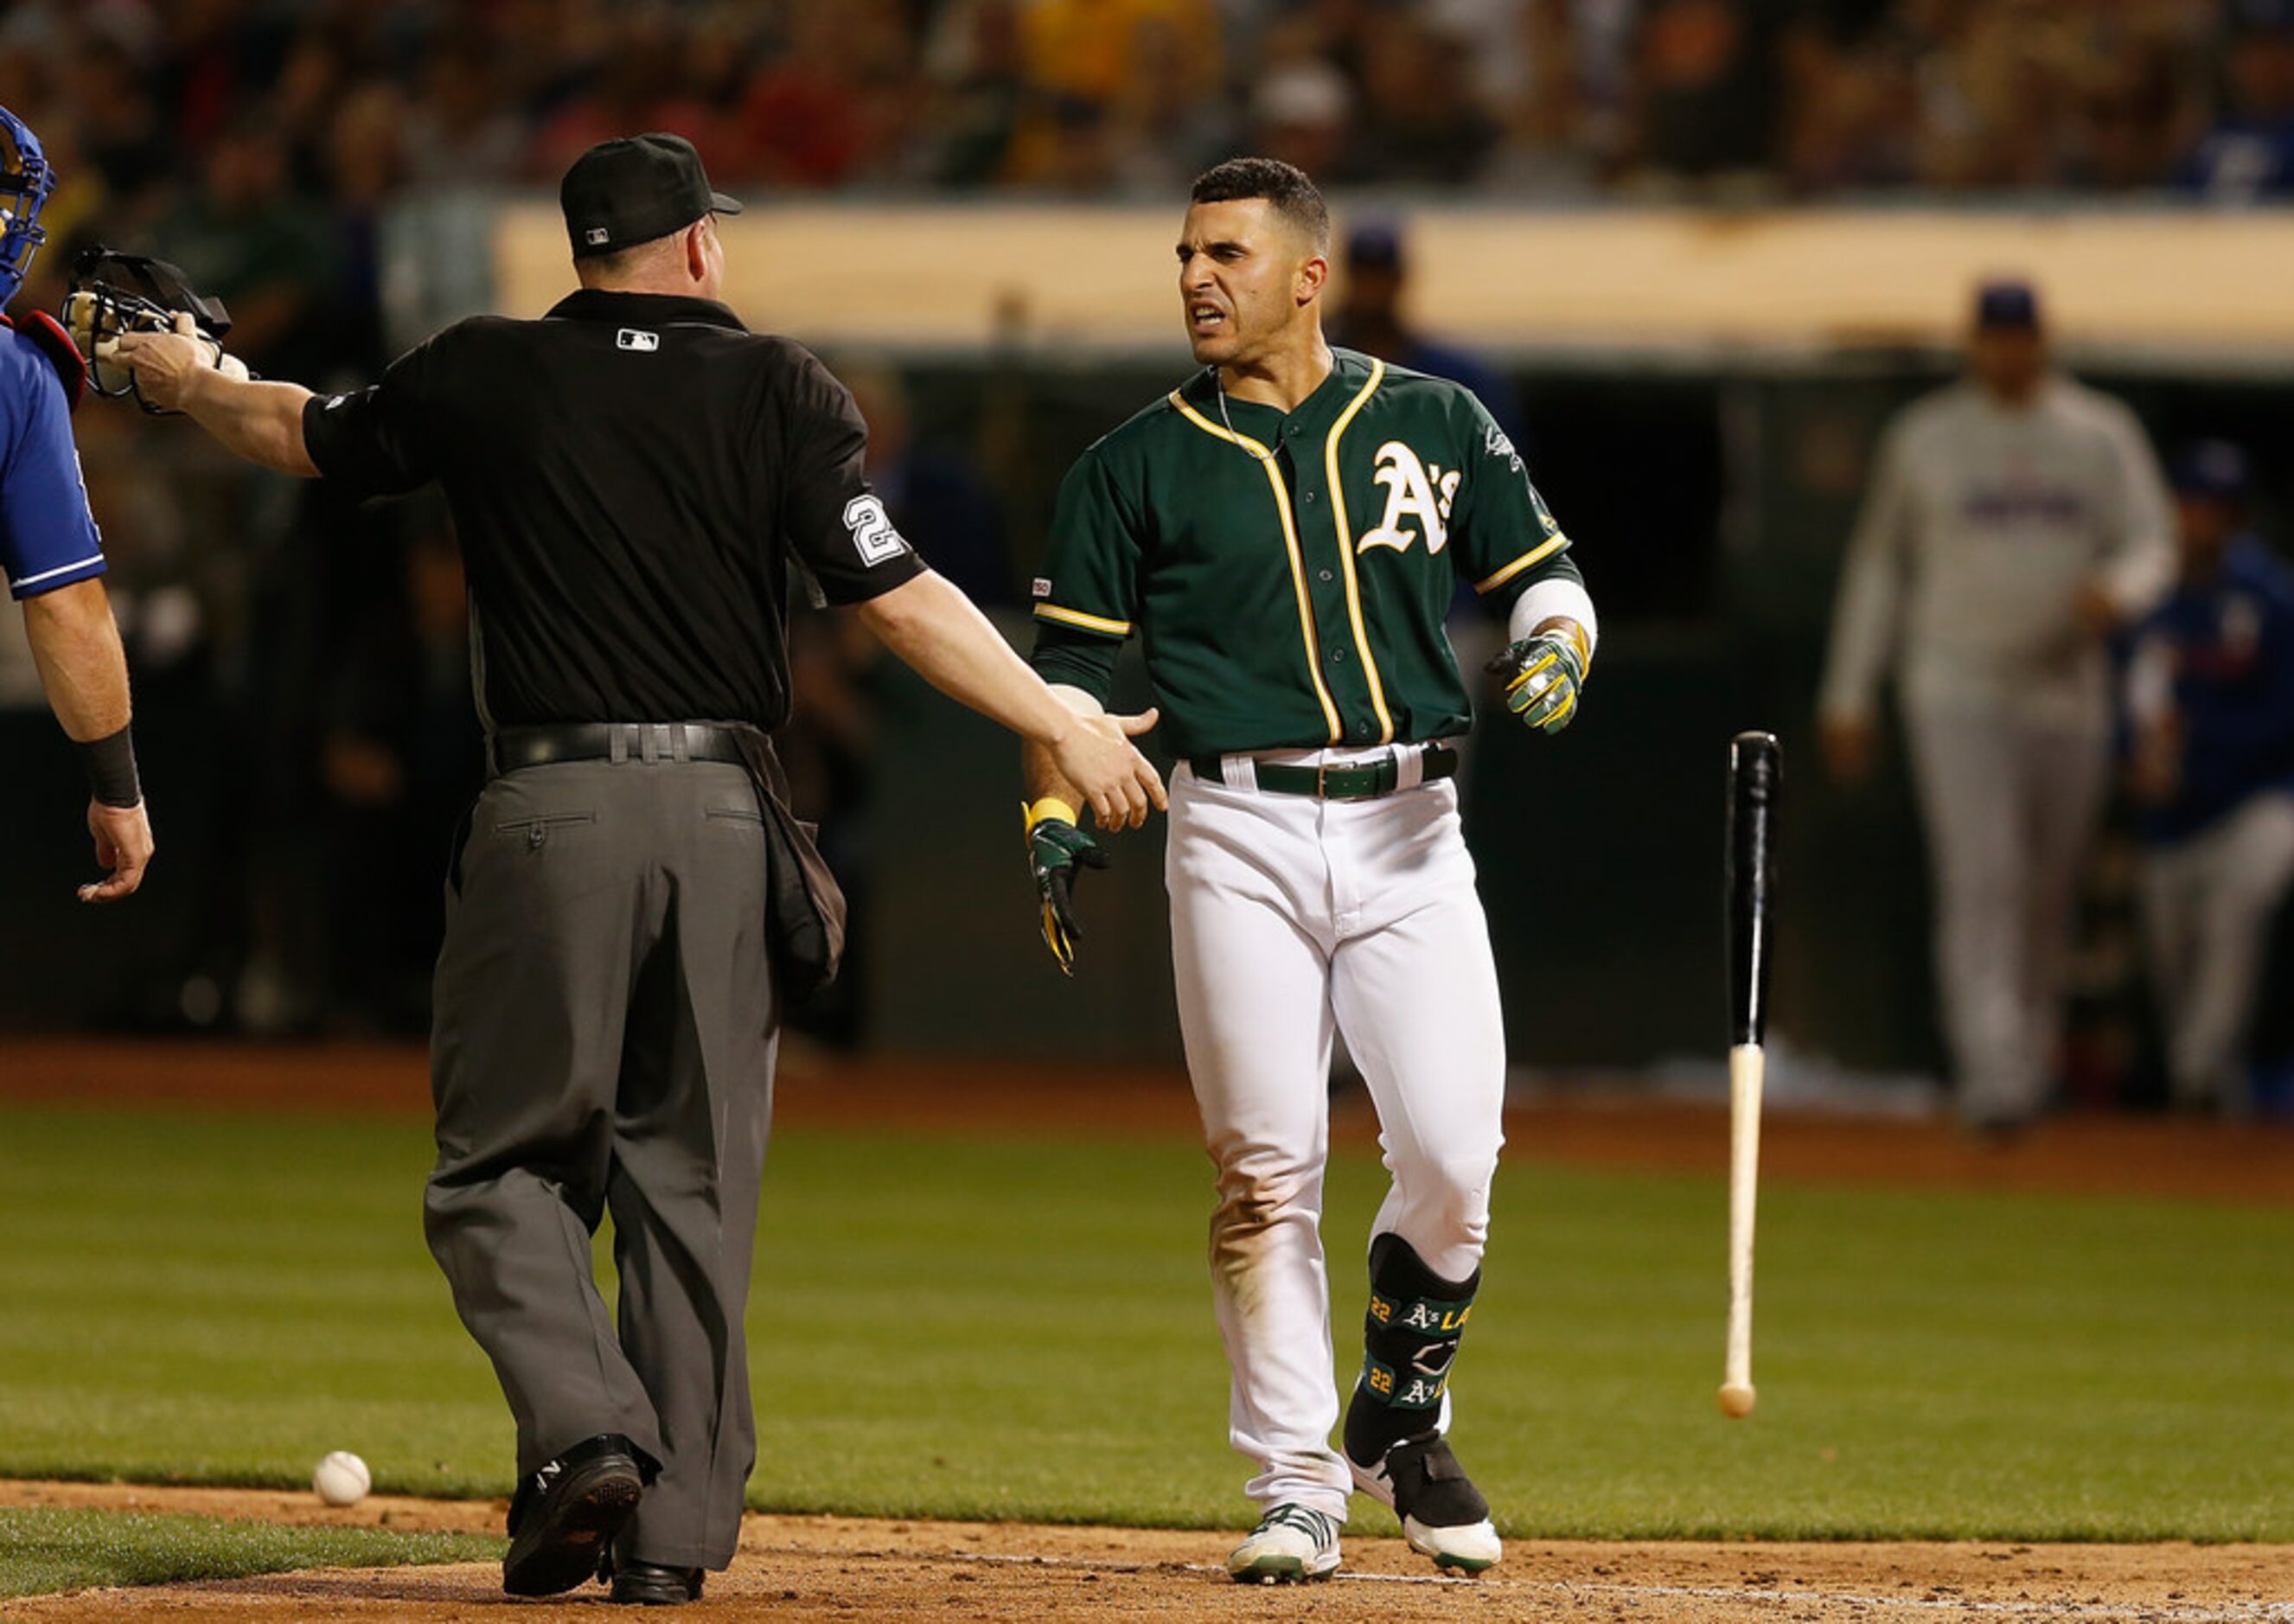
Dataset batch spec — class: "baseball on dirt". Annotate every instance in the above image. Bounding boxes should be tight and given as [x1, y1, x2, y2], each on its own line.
[312, 1450, 371, 1506]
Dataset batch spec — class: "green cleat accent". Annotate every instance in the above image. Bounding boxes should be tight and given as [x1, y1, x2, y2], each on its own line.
[1226, 1504, 1341, 1582]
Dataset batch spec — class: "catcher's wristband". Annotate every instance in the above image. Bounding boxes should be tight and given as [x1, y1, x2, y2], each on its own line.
[77, 722, 142, 809]
[1025, 796, 1078, 833]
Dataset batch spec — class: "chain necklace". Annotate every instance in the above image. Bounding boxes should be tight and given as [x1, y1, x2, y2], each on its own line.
[1209, 366, 1279, 464]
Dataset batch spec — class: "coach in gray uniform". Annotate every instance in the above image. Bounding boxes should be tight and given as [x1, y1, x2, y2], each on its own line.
[116, 133, 1161, 1606]
[1820, 280, 2172, 1132]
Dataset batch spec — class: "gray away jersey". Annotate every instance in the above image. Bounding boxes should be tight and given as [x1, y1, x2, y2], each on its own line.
[1821, 376, 2174, 729]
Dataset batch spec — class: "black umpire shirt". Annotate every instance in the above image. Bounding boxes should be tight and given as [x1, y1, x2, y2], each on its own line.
[300, 289, 928, 730]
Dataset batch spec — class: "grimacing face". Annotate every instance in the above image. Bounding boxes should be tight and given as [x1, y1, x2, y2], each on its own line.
[1177, 197, 1322, 370]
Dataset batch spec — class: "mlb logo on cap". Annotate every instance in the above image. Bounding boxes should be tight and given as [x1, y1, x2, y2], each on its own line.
[586, 227, 609, 246]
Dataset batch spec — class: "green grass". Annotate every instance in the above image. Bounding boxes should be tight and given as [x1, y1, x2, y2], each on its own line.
[0, 1506, 497, 1599]
[0, 1103, 2288, 1545]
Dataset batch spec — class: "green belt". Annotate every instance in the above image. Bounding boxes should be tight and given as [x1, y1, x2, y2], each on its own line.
[1190, 744, 1460, 801]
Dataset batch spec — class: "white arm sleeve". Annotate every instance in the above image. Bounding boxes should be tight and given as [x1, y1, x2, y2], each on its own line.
[2096, 405, 2176, 618]
[1507, 575, 1598, 656]
[1818, 419, 1915, 724]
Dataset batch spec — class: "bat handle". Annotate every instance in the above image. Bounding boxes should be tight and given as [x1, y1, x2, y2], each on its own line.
[1720, 1040, 1764, 1418]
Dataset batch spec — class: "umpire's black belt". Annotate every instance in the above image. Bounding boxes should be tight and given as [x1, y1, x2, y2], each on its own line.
[489, 722, 749, 777]
[1190, 742, 1459, 801]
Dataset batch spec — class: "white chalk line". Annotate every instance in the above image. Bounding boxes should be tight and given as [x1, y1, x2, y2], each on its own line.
[1544, 1578, 2294, 1623]
[809, 1545, 2294, 1621]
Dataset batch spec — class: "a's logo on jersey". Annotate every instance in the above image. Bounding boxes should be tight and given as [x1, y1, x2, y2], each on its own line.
[616, 329, 660, 352]
[844, 495, 910, 566]
[1358, 441, 1460, 557]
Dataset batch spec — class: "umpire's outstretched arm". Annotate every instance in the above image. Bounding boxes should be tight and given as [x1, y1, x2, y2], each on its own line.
[859, 572, 1163, 831]
[114, 316, 1163, 828]
[113, 313, 317, 476]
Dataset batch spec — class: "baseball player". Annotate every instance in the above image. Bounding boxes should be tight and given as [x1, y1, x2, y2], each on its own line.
[1021, 158, 1594, 1582]
[0, 105, 151, 902]
[1820, 279, 2174, 1132]
[2125, 441, 2294, 1113]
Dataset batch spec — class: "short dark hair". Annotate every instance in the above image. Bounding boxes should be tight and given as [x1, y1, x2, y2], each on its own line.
[1190, 157, 1330, 252]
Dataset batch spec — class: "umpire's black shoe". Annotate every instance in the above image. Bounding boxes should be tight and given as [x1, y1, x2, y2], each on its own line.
[502, 1434, 646, 1596]
[610, 1558, 706, 1606]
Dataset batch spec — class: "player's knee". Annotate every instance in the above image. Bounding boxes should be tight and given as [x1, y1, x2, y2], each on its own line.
[1209, 1148, 1321, 1244]
[1397, 1142, 1495, 1202]
[1390, 1149, 1494, 1246]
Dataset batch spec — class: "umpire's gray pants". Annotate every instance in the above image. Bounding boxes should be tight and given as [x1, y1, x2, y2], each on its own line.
[425, 758, 775, 1571]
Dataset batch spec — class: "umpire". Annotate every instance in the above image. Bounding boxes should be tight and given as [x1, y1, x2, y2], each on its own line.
[118, 133, 1162, 1606]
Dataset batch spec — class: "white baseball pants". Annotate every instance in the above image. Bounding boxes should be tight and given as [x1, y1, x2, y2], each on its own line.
[1166, 753, 1507, 1521]
[1902, 696, 2111, 1124]
[2139, 791, 2294, 1110]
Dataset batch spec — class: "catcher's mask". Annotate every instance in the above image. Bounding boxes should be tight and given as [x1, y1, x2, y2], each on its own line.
[0, 105, 54, 309]
[61, 246, 235, 414]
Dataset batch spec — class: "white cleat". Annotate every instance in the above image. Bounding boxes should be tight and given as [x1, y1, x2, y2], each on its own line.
[1349, 1435, 1504, 1574]
[1400, 1511, 1503, 1572]
[1226, 1503, 1343, 1583]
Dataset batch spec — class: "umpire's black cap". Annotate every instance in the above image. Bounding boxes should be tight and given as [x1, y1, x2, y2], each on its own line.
[561, 132, 742, 259]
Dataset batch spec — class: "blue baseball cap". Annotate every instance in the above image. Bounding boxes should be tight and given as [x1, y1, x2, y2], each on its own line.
[2170, 440, 2252, 502]
[1346, 218, 1406, 271]
[1974, 279, 2042, 331]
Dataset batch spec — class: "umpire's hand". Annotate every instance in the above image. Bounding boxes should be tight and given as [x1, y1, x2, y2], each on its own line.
[853, 572, 1167, 830]
[1047, 707, 1165, 831]
[110, 312, 207, 412]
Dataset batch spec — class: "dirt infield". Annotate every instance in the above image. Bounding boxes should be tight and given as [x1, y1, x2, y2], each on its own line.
[5, 1038, 2291, 1206]
[4, 1482, 2291, 1623]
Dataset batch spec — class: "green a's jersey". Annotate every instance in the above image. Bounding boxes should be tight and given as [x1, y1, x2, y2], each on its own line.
[1028, 348, 1582, 758]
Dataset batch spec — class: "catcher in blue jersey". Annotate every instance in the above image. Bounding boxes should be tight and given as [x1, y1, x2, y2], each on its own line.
[0, 105, 150, 901]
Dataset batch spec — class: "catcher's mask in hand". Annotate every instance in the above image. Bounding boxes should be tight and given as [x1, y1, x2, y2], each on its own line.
[61, 246, 239, 414]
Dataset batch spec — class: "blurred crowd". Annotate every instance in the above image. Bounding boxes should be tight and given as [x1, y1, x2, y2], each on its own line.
[0, 0, 2290, 248]
[2, 0, 2291, 1095]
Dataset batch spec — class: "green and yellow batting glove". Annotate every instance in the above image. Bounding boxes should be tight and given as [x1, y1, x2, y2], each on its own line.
[1023, 796, 1109, 976]
[1486, 624, 1589, 735]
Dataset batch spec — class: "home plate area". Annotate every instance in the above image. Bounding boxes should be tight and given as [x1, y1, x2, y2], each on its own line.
[3, 1484, 2290, 1622]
